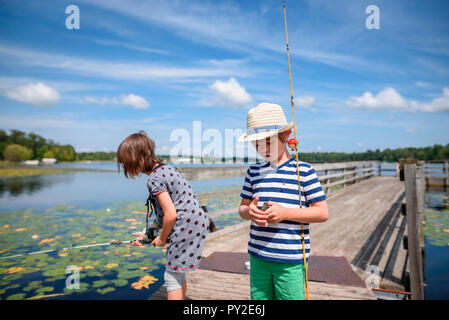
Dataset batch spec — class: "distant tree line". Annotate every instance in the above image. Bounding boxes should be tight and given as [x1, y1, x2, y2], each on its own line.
[0, 130, 76, 162]
[298, 144, 449, 163]
[1, 129, 448, 163]
[76, 151, 116, 161]
[80, 144, 449, 163]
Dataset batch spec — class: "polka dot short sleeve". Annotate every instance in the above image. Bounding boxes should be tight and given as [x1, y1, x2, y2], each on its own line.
[147, 174, 169, 196]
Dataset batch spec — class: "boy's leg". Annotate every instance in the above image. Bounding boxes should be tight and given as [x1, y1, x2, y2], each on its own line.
[272, 262, 307, 300]
[250, 255, 275, 300]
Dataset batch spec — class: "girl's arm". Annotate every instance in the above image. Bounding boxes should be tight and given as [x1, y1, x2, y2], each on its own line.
[265, 200, 328, 224]
[155, 191, 177, 244]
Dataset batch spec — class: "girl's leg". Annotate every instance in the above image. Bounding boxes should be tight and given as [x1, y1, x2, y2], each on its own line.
[167, 288, 183, 300]
[182, 279, 187, 299]
[164, 269, 186, 300]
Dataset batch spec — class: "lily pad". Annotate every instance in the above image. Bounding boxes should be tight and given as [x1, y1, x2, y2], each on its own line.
[96, 286, 115, 295]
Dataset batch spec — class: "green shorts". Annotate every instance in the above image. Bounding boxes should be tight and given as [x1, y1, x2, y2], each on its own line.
[250, 255, 307, 300]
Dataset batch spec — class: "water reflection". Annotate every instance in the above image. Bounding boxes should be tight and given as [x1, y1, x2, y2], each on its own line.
[0, 174, 75, 197]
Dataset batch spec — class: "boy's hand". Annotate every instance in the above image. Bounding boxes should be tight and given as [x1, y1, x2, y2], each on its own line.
[249, 195, 268, 227]
[265, 201, 287, 224]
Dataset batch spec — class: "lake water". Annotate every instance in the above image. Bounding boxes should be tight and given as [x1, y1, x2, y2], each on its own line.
[423, 190, 449, 299]
[0, 162, 244, 300]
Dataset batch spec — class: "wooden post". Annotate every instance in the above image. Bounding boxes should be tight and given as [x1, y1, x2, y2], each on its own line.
[324, 169, 329, 195]
[378, 161, 382, 177]
[444, 160, 449, 188]
[404, 164, 425, 300]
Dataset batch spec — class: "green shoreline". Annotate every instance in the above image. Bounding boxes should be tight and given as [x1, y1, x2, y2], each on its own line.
[0, 167, 115, 178]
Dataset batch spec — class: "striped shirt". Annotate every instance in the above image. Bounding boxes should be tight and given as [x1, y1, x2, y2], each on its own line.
[240, 158, 326, 264]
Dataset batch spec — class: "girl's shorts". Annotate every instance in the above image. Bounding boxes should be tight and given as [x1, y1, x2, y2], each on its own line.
[164, 269, 186, 292]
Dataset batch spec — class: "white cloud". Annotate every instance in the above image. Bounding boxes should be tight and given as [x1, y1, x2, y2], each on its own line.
[120, 94, 149, 109]
[84, 94, 149, 109]
[83, 96, 110, 106]
[414, 81, 431, 88]
[345, 87, 449, 113]
[295, 95, 316, 109]
[2, 82, 60, 107]
[416, 87, 449, 113]
[209, 78, 252, 108]
[346, 87, 408, 111]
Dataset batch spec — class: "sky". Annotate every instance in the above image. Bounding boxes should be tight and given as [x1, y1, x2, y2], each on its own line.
[0, 0, 448, 157]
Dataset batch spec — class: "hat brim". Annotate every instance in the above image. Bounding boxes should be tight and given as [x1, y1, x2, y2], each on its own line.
[238, 122, 294, 142]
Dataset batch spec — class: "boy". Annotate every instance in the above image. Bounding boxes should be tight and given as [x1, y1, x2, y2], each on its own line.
[238, 102, 328, 300]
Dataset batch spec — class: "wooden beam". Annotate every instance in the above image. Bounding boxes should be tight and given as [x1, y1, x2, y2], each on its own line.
[404, 164, 425, 300]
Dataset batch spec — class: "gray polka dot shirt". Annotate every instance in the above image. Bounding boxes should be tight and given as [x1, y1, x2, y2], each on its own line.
[147, 163, 209, 272]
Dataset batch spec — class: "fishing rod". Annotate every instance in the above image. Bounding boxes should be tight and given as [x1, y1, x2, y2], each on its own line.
[0, 239, 137, 261]
[282, 0, 310, 300]
[0, 197, 159, 261]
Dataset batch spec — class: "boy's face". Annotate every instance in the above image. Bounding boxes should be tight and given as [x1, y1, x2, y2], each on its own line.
[252, 134, 283, 162]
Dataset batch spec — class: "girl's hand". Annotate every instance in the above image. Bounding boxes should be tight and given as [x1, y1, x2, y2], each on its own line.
[131, 231, 145, 246]
[248, 195, 268, 227]
[151, 235, 167, 248]
[265, 201, 287, 224]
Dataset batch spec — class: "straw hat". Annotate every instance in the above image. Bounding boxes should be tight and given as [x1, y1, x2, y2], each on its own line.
[238, 103, 294, 142]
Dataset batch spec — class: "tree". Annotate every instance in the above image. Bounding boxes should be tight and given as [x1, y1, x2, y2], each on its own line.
[27, 132, 47, 159]
[3, 144, 33, 162]
[8, 130, 27, 145]
[59, 145, 76, 161]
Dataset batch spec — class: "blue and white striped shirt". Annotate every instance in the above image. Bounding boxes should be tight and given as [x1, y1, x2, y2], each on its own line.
[240, 158, 326, 264]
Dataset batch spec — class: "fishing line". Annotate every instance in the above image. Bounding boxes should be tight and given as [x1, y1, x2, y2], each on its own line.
[0, 239, 135, 261]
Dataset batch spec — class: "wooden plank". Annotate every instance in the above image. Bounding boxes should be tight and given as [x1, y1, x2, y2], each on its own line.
[381, 216, 408, 291]
[404, 164, 424, 300]
[370, 203, 402, 267]
[351, 192, 404, 270]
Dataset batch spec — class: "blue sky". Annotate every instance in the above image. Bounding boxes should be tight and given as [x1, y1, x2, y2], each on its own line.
[0, 0, 448, 157]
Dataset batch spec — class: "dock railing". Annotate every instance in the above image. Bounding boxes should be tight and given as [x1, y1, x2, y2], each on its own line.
[314, 161, 377, 195]
[403, 162, 426, 300]
[423, 160, 449, 188]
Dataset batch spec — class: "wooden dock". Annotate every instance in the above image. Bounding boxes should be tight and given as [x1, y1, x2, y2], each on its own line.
[150, 172, 412, 300]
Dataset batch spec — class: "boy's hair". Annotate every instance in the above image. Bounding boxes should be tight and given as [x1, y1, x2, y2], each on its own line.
[278, 130, 291, 144]
[116, 130, 162, 178]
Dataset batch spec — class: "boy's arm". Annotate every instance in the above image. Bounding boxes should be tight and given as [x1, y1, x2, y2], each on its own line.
[265, 200, 328, 224]
[239, 198, 252, 220]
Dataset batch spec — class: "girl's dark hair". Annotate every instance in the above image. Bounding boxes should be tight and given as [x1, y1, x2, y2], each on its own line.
[116, 131, 162, 178]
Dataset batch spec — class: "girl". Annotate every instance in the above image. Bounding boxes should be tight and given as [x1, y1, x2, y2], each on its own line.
[116, 131, 209, 300]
